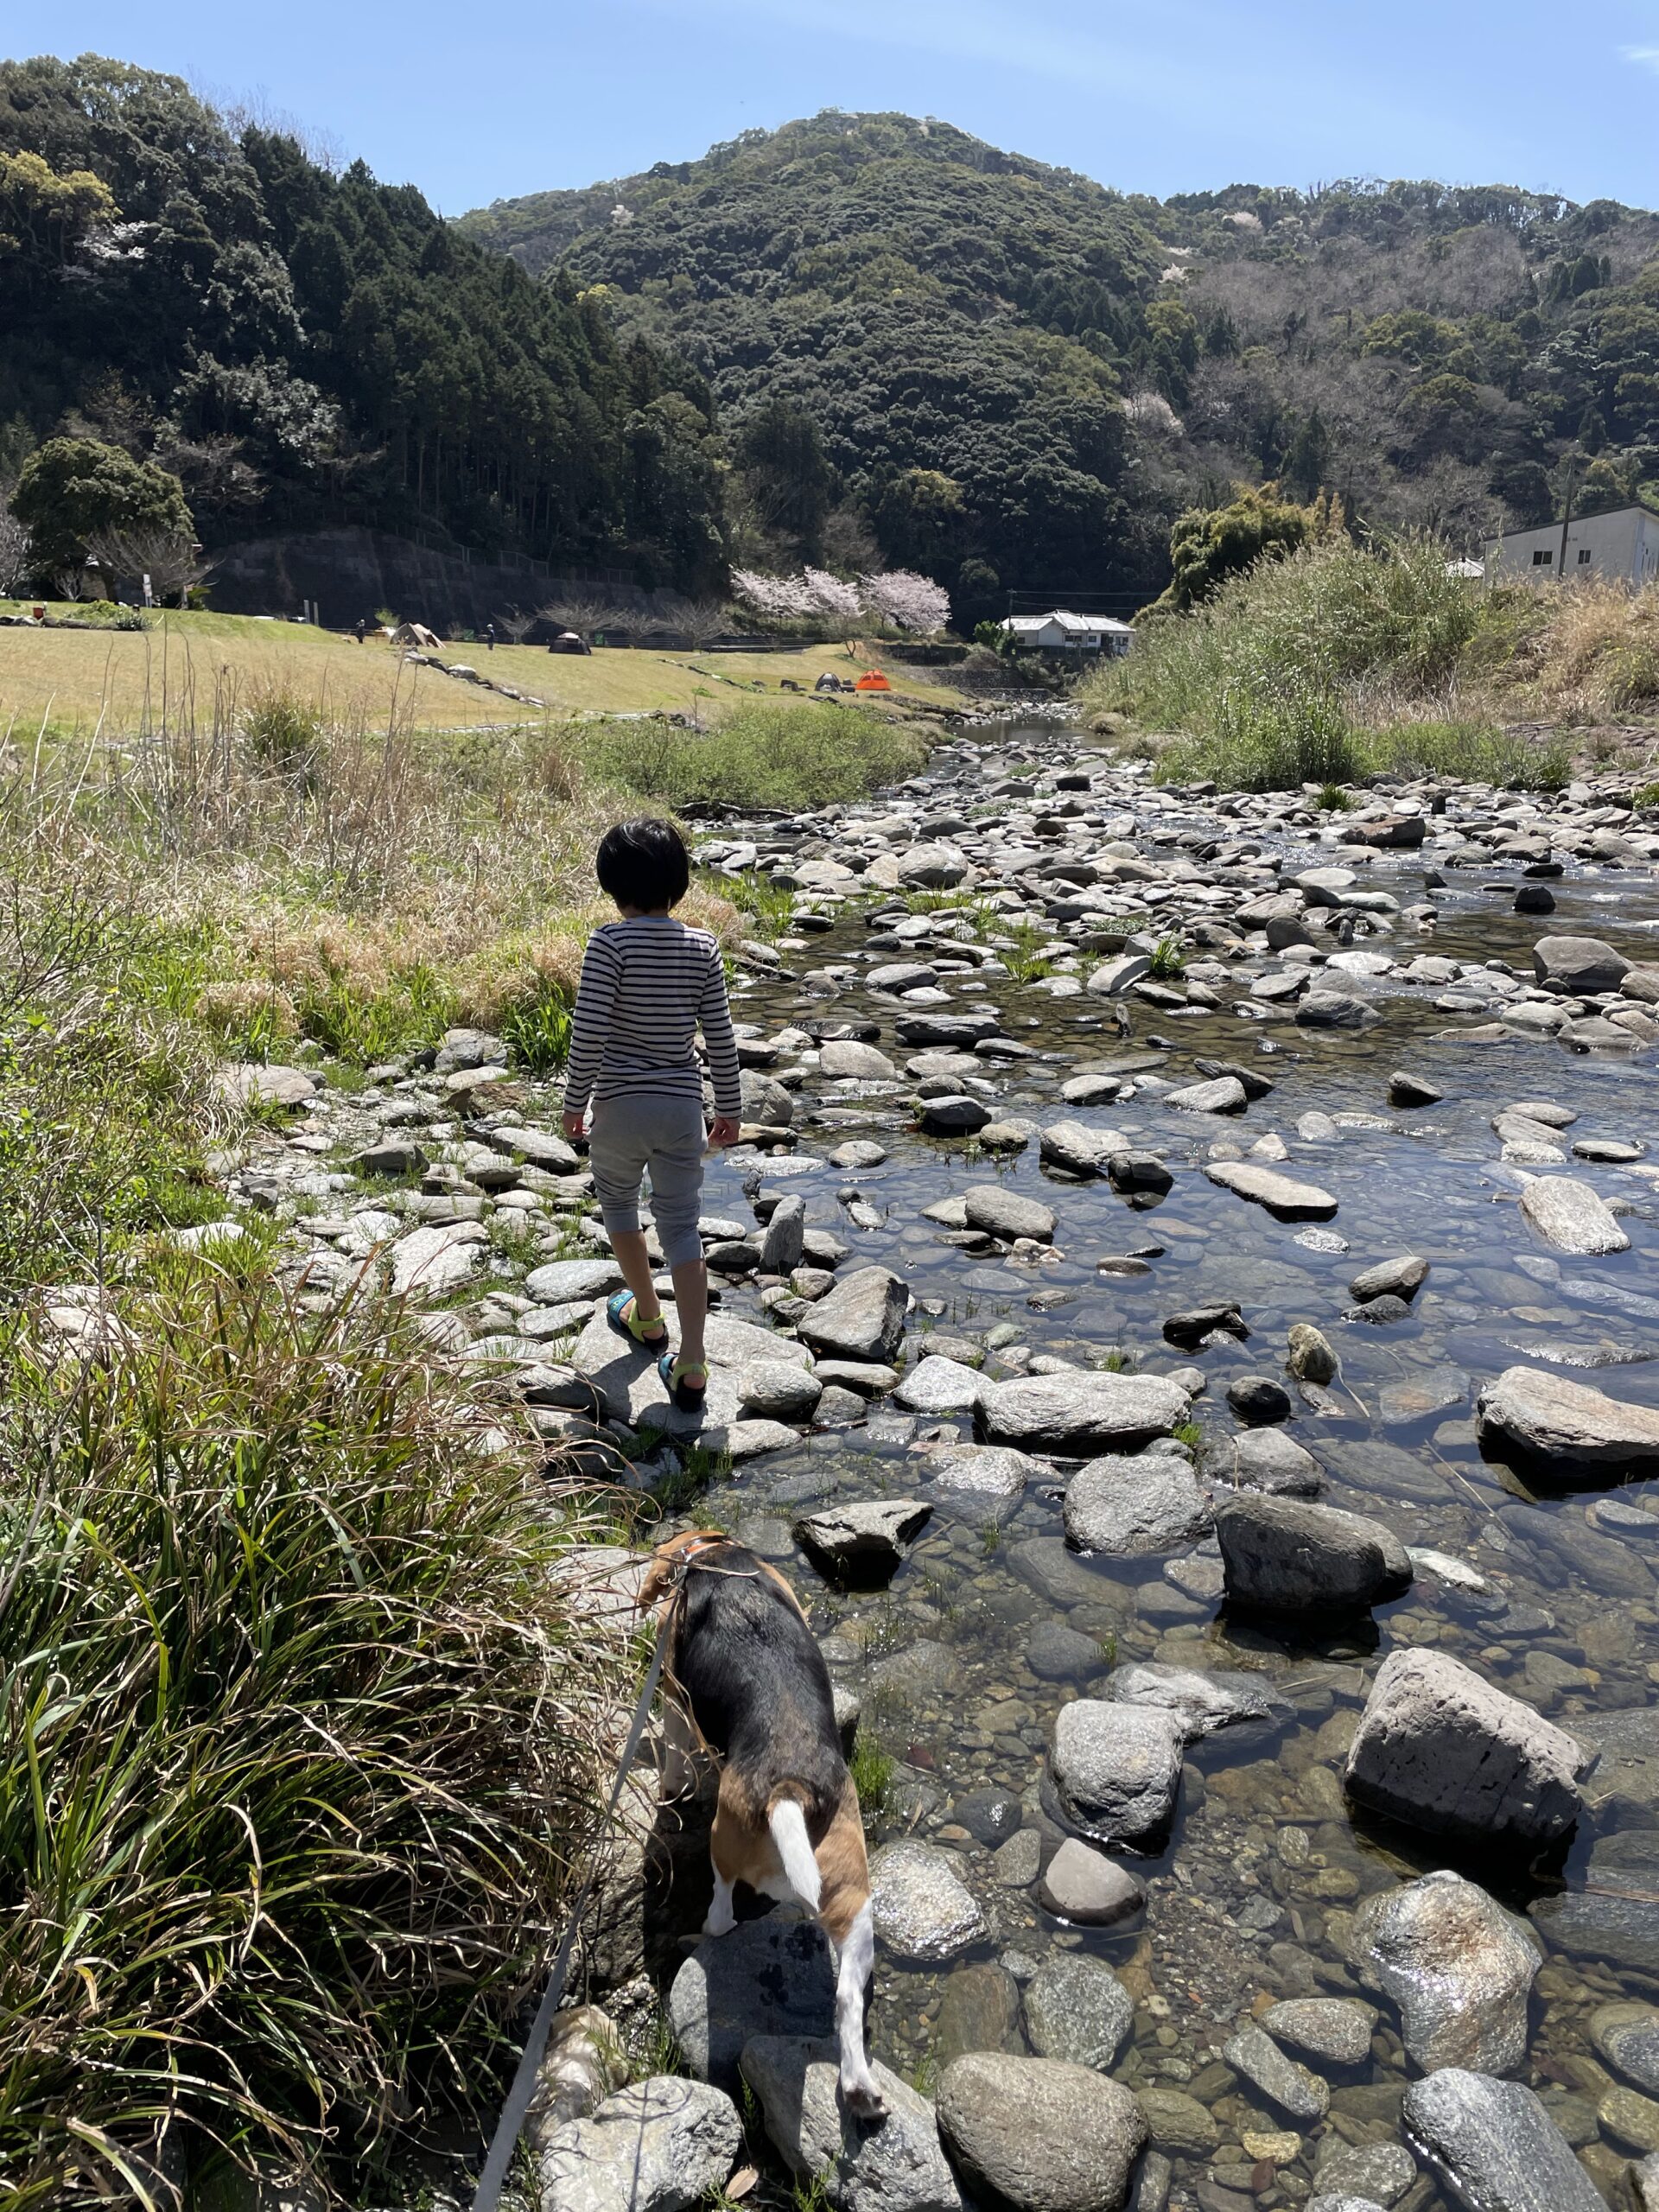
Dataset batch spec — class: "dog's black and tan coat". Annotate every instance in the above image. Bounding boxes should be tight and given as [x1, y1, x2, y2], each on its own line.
[639, 1530, 885, 2115]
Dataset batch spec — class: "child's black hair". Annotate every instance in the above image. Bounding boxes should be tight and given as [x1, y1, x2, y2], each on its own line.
[595, 817, 690, 911]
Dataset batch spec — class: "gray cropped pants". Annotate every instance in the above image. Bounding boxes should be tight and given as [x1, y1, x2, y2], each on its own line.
[586, 1092, 708, 1270]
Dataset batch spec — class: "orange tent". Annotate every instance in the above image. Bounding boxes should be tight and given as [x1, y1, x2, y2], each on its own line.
[854, 669, 891, 691]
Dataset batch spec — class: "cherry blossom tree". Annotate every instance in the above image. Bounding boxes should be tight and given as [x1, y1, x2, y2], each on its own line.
[859, 569, 951, 633]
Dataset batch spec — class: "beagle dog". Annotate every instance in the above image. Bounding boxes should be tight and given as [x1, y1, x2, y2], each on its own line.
[639, 1529, 885, 2117]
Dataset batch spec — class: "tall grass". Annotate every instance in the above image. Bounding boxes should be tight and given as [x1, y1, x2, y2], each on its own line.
[582, 702, 926, 811]
[1086, 535, 1656, 793]
[0, 1269, 627, 2201]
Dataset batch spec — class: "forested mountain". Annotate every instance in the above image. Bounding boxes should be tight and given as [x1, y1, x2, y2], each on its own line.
[461, 115, 1659, 612]
[0, 55, 728, 585]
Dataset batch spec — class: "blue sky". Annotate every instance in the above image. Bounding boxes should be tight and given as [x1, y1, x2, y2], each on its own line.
[25, 0, 1659, 213]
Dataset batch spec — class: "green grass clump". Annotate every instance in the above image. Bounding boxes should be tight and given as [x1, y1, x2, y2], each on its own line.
[705, 867, 797, 938]
[1147, 931, 1186, 980]
[1634, 781, 1659, 810]
[849, 1733, 896, 1823]
[0, 1268, 626, 2200]
[1366, 718, 1572, 790]
[584, 702, 925, 811]
[1316, 782, 1356, 811]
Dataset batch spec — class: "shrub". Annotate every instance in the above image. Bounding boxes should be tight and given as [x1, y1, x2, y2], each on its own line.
[0, 1270, 626, 2200]
[583, 702, 925, 810]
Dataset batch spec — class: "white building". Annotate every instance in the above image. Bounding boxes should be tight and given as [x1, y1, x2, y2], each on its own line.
[1484, 503, 1659, 588]
[1001, 608, 1135, 654]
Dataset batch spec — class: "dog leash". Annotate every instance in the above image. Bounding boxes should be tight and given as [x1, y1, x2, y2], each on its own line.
[470, 1596, 677, 2212]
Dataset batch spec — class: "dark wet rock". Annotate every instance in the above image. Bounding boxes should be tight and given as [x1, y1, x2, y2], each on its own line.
[1475, 1364, 1659, 1476]
[935, 1963, 1026, 2064]
[1026, 1621, 1112, 1681]
[798, 1266, 908, 1363]
[1222, 2019, 1329, 2122]
[740, 2037, 966, 2212]
[1402, 2069, 1604, 2212]
[918, 1095, 994, 1135]
[1531, 1885, 1659, 1977]
[1343, 1294, 1411, 1325]
[1389, 1071, 1443, 1109]
[1518, 1176, 1630, 1255]
[1217, 1497, 1412, 1613]
[983, 1372, 1190, 1456]
[1024, 1953, 1135, 2067]
[536, 2076, 742, 2212]
[1200, 1427, 1325, 1497]
[1063, 1456, 1213, 1555]
[670, 1918, 836, 2090]
[951, 1789, 1024, 1847]
[1163, 1303, 1248, 1350]
[936, 2054, 1147, 2212]
[1205, 1162, 1338, 1220]
[1345, 1649, 1589, 1847]
[760, 1195, 807, 1274]
[963, 1185, 1057, 1243]
[1531, 934, 1631, 994]
[896, 1011, 1001, 1046]
[1046, 1700, 1184, 1848]
[1348, 1255, 1429, 1304]
[1137, 2088, 1220, 2158]
[1353, 1869, 1541, 2073]
[1591, 2004, 1659, 2097]
[1037, 1837, 1144, 1929]
[1107, 1151, 1175, 1196]
[1262, 1998, 1376, 2068]
[1297, 990, 1382, 1031]
[793, 1500, 931, 1581]
[870, 1840, 988, 1961]
[1344, 812, 1426, 849]
[1226, 1375, 1292, 1426]
[1193, 1057, 1277, 1101]
[1103, 1662, 1291, 1741]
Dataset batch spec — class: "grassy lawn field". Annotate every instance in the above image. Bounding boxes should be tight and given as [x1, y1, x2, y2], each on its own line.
[0, 605, 967, 733]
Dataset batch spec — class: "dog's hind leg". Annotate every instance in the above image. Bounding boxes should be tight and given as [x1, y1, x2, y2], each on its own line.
[703, 1790, 742, 1937]
[704, 1855, 736, 1937]
[833, 1899, 885, 2117]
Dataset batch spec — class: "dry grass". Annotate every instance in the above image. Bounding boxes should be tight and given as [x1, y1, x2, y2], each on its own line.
[0, 607, 967, 734]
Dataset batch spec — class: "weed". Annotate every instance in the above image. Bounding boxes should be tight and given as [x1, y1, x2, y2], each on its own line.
[849, 1734, 896, 1822]
[1316, 782, 1356, 811]
[711, 868, 798, 938]
[1147, 931, 1186, 980]
[1097, 1632, 1118, 1667]
[1634, 782, 1659, 810]
[501, 988, 574, 1075]
[1097, 1346, 1137, 1374]
[584, 702, 925, 811]
[907, 2056, 939, 2100]
[1173, 1419, 1203, 1449]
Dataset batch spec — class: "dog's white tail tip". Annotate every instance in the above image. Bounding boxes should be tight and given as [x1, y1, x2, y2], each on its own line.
[768, 1798, 822, 1910]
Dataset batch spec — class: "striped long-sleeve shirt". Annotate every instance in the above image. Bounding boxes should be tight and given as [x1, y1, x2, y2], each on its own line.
[561, 917, 742, 1120]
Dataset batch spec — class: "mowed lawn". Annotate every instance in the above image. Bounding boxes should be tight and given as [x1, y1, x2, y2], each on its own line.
[0, 606, 967, 733]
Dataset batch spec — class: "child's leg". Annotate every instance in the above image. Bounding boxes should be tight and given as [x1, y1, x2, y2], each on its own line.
[645, 1101, 711, 1370]
[587, 1103, 664, 1328]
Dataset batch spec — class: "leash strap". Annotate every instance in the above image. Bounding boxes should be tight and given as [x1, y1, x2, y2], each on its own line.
[470, 1601, 676, 2212]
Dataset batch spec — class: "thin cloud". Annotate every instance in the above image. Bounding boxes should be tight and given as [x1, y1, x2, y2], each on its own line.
[1624, 43, 1659, 68]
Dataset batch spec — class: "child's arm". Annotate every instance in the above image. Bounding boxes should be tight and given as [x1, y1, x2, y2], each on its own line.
[560, 931, 620, 1132]
[699, 941, 743, 1141]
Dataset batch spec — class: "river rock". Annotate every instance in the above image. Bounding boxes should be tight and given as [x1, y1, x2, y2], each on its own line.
[1474, 1364, 1659, 1475]
[1037, 1839, 1146, 1929]
[1591, 2004, 1659, 2097]
[740, 1361, 823, 1421]
[983, 1372, 1189, 1455]
[1297, 990, 1382, 1030]
[1025, 1953, 1135, 2067]
[1047, 1701, 1184, 1848]
[1344, 1649, 1589, 1847]
[1040, 1121, 1127, 1177]
[896, 1356, 986, 1415]
[870, 1840, 988, 1961]
[760, 1195, 807, 1273]
[1201, 1427, 1325, 1497]
[1262, 1999, 1377, 2068]
[1103, 1662, 1290, 1740]
[1063, 1456, 1213, 1555]
[1217, 1497, 1412, 1612]
[1222, 2020, 1329, 2122]
[1205, 1162, 1338, 1220]
[1389, 1072, 1443, 1108]
[820, 1039, 899, 1081]
[936, 2054, 1147, 2212]
[1027, 1621, 1112, 1681]
[899, 842, 968, 889]
[1402, 2069, 1605, 2212]
[390, 1221, 487, 1296]
[536, 2077, 741, 2212]
[963, 1185, 1058, 1242]
[669, 1917, 836, 2089]
[1532, 935, 1631, 994]
[794, 1500, 931, 1580]
[1227, 1375, 1292, 1425]
[526, 1257, 629, 1304]
[798, 1266, 908, 1363]
[1518, 1177, 1630, 1255]
[1165, 1077, 1248, 1115]
[1313, 2144, 1416, 2206]
[935, 1964, 1025, 2064]
[1287, 1323, 1338, 1383]
[1349, 1255, 1430, 1304]
[1353, 1869, 1540, 2073]
[739, 2037, 965, 2212]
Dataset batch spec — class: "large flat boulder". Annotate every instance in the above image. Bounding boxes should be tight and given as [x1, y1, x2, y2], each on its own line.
[982, 1372, 1189, 1456]
[669, 1917, 836, 2091]
[1532, 934, 1631, 994]
[536, 2077, 742, 2212]
[1518, 1176, 1630, 1255]
[798, 1266, 909, 1363]
[1402, 2069, 1605, 2212]
[1205, 1161, 1338, 1220]
[936, 2054, 1147, 2212]
[1475, 1365, 1659, 1477]
[1216, 1496, 1411, 1612]
[1344, 1649, 1589, 1847]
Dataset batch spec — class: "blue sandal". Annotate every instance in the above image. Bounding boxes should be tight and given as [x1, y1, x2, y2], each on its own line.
[607, 1289, 668, 1350]
[658, 1350, 709, 1413]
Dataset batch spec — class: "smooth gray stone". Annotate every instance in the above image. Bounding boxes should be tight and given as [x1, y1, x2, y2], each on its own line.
[937, 2053, 1147, 2212]
[1026, 1621, 1113, 1681]
[1531, 933, 1630, 993]
[1103, 1662, 1290, 1741]
[525, 1256, 627, 1303]
[1591, 2002, 1659, 2096]
[1353, 1869, 1540, 2073]
[1519, 1176, 1630, 1255]
[1024, 1953, 1135, 2069]
[740, 2037, 966, 2212]
[1217, 1496, 1411, 1612]
[1313, 2142, 1416, 2206]
[1402, 2069, 1605, 2212]
[1204, 1161, 1338, 1220]
[798, 1266, 909, 1363]
[1262, 1998, 1376, 2067]
[1199, 1427, 1325, 1497]
[1037, 1838, 1145, 1929]
[896, 1355, 986, 1415]
[983, 1371, 1190, 1456]
[963, 1184, 1058, 1242]
[935, 1962, 1025, 2064]
[1475, 1364, 1659, 1474]
[669, 1917, 836, 2090]
[535, 2076, 743, 2212]
[794, 1499, 931, 1580]
[1222, 2019, 1329, 2122]
[1063, 1457, 1213, 1556]
[1046, 1701, 1183, 1848]
[1345, 1649, 1589, 1847]
[870, 1840, 987, 1961]
[1530, 1886, 1659, 1976]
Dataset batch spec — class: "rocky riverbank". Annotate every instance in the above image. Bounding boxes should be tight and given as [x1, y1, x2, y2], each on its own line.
[183, 731, 1659, 2212]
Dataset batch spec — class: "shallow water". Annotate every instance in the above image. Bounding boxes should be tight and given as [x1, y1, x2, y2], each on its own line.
[668, 733, 1659, 2204]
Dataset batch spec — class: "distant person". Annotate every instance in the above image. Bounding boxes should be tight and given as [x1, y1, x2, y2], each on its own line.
[560, 819, 741, 1414]
[485, 620, 496, 651]
[353, 617, 366, 645]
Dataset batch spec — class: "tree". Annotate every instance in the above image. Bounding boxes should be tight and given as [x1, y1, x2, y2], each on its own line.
[0, 148, 117, 269]
[1281, 410, 1332, 501]
[497, 604, 538, 643]
[1154, 486, 1313, 613]
[873, 467, 967, 573]
[86, 526, 213, 607]
[860, 569, 950, 633]
[12, 439, 192, 574]
[659, 596, 730, 647]
[737, 399, 833, 555]
[0, 495, 29, 593]
[540, 594, 630, 645]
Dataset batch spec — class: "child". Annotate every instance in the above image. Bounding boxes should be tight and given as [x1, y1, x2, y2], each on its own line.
[561, 818, 742, 1410]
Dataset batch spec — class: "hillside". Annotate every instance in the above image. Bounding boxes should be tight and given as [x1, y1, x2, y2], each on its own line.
[461, 116, 1659, 607]
[0, 54, 727, 588]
